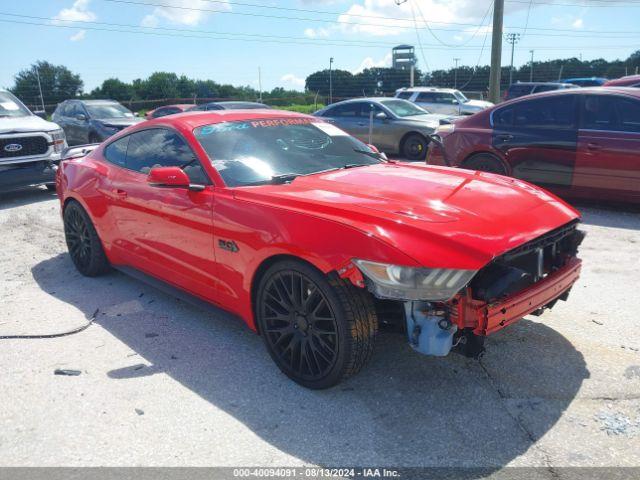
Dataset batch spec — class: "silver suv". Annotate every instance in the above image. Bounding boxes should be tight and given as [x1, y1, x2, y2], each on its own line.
[0, 90, 67, 191]
[395, 87, 493, 116]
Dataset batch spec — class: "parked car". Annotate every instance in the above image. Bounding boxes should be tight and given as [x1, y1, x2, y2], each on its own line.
[427, 87, 640, 204]
[314, 98, 451, 160]
[188, 101, 271, 111]
[0, 89, 67, 191]
[504, 82, 579, 101]
[604, 75, 640, 88]
[395, 87, 493, 115]
[561, 77, 608, 87]
[52, 99, 143, 145]
[56, 110, 584, 388]
[145, 104, 194, 120]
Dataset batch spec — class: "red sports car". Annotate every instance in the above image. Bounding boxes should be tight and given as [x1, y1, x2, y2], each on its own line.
[427, 87, 640, 204]
[56, 110, 584, 388]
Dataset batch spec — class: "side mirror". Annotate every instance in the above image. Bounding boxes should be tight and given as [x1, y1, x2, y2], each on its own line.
[34, 110, 47, 119]
[134, 112, 140, 117]
[375, 111, 388, 120]
[147, 167, 190, 188]
[452, 100, 459, 105]
[76, 114, 87, 121]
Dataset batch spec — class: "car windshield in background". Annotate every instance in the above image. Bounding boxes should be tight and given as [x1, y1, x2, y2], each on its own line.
[85, 103, 134, 119]
[0, 91, 31, 118]
[453, 91, 469, 103]
[380, 99, 429, 117]
[194, 118, 384, 187]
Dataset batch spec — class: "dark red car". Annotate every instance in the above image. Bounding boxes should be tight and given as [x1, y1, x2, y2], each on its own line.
[428, 87, 640, 204]
[56, 110, 583, 388]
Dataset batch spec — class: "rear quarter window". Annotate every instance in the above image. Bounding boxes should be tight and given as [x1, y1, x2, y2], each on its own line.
[396, 91, 414, 100]
[103, 136, 129, 167]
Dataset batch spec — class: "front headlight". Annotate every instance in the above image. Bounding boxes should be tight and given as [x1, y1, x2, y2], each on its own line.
[48, 128, 67, 153]
[354, 259, 477, 301]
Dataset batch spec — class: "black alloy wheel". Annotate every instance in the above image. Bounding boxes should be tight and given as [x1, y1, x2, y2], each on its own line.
[63, 201, 110, 277]
[402, 133, 428, 161]
[256, 260, 377, 389]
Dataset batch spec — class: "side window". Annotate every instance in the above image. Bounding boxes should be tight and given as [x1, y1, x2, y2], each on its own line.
[493, 105, 514, 127]
[532, 85, 558, 94]
[416, 92, 436, 102]
[104, 136, 129, 167]
[326, 103, 362, 117]
[125, 129, 209, 184]
[71, 103, 85, 118]
[617, 97, 640, 132]
[582, 95, 640, 133]
[439, 93, 457, 104]
[512, 95, 576, 129]
[396, 91, 413, 100]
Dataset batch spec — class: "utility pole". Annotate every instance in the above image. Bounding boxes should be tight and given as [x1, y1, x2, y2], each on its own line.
[488, 0, 504, 103]
[34, 65, 45, 112]
[329, 57, 334, 105]
[453, 58, 460, 88]
[410, 64, 415, 87]
[258, 67, 262, 102]
[529, 50, 534, 82]
[506, 33, 520, 86]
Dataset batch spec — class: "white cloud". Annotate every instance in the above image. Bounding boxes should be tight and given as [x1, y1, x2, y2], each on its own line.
[141, 0, 230, 27]
[572, 18, 584, 29]
[352, 52, 392, 74]
[304, 27, 330, 38]
[551, 13, 586, 29]
[70, 29, 87, 41]
[53, 0, 96, 24]
[281, 73, 305, 88]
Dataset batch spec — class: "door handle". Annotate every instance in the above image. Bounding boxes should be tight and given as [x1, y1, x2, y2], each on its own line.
[113, 189, 127, 199]
[587, 142, 601, 151]
[496, 134, 514, 142]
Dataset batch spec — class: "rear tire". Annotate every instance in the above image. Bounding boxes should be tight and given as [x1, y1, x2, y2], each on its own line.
[63, 201, 110, 277]
[256, 259, 378, 389]
[464, 153, 507, 175]
[401, 133, 428, 161]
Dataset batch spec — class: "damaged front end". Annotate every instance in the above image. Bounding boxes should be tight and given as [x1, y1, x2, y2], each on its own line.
[355, 220, 585, 359]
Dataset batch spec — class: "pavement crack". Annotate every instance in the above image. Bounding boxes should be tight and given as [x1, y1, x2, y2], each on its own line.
[479, 359, 560, 478]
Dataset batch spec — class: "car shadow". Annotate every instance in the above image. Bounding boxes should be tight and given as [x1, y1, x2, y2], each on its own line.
[0, 186, 57, 210]
[31, 253, 588, 469]
[575, 202, 640, 231]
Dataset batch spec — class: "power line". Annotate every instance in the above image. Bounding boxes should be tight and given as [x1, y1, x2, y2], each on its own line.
[98, 0, 640, 35]
[3, 17, 638, 52]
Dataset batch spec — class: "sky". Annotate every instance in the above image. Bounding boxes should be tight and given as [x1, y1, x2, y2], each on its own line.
[1, 0, 639, 93]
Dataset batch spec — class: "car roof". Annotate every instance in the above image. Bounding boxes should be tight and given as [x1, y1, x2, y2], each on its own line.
[154, 104, 194, 109]
[604, 74, 640, 86]
[510, 82, 570, 87]
[146, 109, 313, 130]
[497, 86, 640, 107]
[397, 87, 458, 93]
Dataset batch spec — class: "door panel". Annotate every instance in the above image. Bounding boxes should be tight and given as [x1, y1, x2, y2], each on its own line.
[575, 94, 640, 199]
[492, 95, 578, 188]
[107, 128, 218, 301]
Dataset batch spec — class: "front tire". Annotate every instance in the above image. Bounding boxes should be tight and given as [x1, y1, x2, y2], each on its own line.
[256, 260, 378, 389]
[401, 133, 428, 161]
[63, 201, 110, 277]
[464, 153, 507, 175]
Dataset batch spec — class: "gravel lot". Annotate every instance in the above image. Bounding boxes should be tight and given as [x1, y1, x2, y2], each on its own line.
[1, 186, 639, 470]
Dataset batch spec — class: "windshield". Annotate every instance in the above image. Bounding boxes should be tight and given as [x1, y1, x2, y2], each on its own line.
[0, 91, 31, 118]
[194, 118, 384, 187]
[380, 99, 430, 117]
[85, 103, 134, 119]
[453, 90, 469, 103]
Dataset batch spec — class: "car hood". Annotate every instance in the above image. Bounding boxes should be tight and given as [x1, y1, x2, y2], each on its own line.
[233, 163, 579, 270]
[95, 117, 143, 127]
[463, 99, 494, 109]
[401, 113, 450, 128]
[0, 114, 61, 134]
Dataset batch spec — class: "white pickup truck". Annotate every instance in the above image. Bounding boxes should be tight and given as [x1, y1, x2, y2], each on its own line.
[0, 90, 67, 191]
